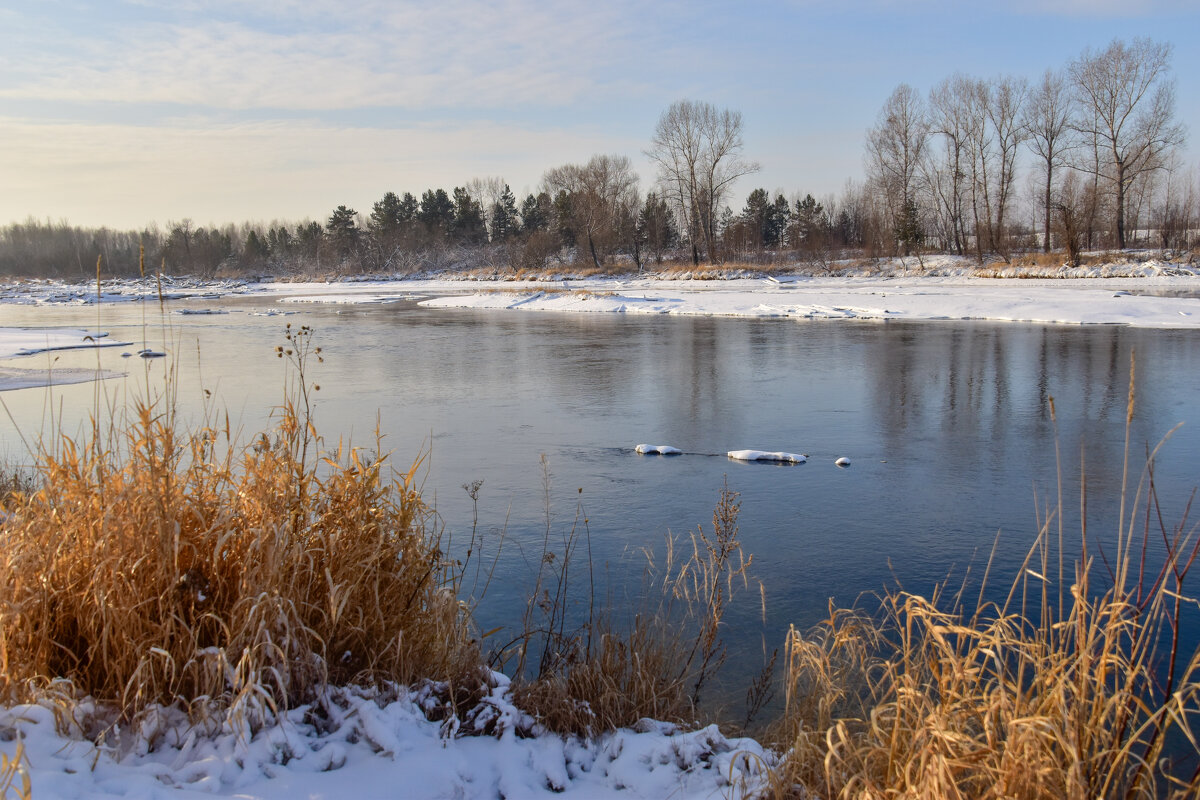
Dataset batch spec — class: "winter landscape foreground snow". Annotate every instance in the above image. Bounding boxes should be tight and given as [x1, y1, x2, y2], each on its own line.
[2, 261, 1200, 797]
[0, 676, 771, 799]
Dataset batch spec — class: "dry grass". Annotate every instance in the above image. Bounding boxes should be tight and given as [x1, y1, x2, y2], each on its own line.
[770, 359, 1200, 799]
[0, 739, 29, 800]
[0, 325, 480, 737]
[512, 480, 767, 736]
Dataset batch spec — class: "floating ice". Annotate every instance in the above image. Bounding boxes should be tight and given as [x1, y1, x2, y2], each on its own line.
[836, 457, 851, 467]
[138, 349, 166, 358]
[175, 308, 229, 315]
[635, 444, 682, 455]
[727, 450, 807, 463]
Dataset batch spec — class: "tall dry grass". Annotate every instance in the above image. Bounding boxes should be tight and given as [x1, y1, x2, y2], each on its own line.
[0, 325, 480, 737]
[772, 358, 1200, 799]
[511, 479, 771, 735]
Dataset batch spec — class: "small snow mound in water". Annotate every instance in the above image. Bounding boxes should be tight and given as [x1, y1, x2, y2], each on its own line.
[635, 444, 682, 455]
[138, 349, 166, 358]
[728, 450, 806, 463]
[836, 456, 851, 467]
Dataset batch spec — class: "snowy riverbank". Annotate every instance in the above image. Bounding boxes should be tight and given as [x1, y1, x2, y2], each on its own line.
[0, 675, 771, 799]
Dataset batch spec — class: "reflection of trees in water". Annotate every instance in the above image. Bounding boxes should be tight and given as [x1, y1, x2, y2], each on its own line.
[871, 323, 1193, 493]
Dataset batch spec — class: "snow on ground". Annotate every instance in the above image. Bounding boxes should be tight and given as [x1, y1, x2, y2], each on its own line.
[413, 275, 1200, 328]
[0, 677, 771, 800]
[237, 256, 1200, 328]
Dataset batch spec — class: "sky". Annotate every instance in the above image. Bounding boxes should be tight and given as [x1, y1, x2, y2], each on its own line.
[1, 0, 1197, 231]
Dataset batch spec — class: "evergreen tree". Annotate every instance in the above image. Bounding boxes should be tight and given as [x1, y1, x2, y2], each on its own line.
[741, 188, 771, 248]
[243, 230, 269, 263]
[520, 192, 553, 235]
[894, 197, 924, 255]
[369, 191, 404, 235]
[296, 221, 324, 257]
[326, 205, 360, 257]
[767, 194, 790, 248]
[489, 184, 520, 242]
[418, 189, 455, 238]
[451, 187, 487, 245]
[639, 192, 678, 264]
[398, 192, 418, 224]
[793, 194, 826, 244]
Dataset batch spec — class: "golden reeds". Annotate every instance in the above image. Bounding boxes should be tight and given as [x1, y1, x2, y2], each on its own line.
[0, 328, 480, 737]
[771, 356, 1200, 799]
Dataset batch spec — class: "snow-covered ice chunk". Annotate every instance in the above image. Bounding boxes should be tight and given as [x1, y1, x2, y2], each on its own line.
[727, 450, 806, 463]
[138, 349, 167, 358]
[635, 444, 682, 455]
[835, 457, 851, 467]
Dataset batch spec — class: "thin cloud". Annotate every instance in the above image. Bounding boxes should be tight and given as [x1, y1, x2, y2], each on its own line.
[1, 1, 675, 111]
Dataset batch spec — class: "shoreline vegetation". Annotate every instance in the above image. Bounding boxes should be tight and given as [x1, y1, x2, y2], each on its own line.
[2, 326, 1199, 797]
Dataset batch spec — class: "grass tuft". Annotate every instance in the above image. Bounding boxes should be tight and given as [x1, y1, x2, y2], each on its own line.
[769, 357, 1200, 799]
[0, 328, 480, 738]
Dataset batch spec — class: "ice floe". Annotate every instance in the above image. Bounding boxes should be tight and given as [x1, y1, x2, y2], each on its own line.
[634, 444, 682, 455]
[727, 450, 807, 464]
[836, 457, 851, 467]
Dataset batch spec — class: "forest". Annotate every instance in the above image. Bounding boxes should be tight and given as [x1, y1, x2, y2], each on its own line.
[0, 37, 1194, 280]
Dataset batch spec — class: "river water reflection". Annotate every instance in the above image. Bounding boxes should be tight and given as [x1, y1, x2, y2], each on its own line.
[2, 298, 1198, 684]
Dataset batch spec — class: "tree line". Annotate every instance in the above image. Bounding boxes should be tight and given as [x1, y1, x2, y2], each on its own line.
[0, 37, 1193, 280]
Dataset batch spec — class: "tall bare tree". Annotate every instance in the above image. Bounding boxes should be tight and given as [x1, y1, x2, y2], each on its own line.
[543, 154, 638, 270]
[982, 75, 1028, 257]
[867, 84, 929, 255]
[1069, 37, 1185, 248]
[647, 100, 758, 265]
[1022, 69, 1073, 252]
[926, 75, 977, 255]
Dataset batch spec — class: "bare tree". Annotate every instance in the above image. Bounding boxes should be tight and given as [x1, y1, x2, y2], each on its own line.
[1069, 37, 1186, 249]
[867, 84, 929, 256]
[543, 154, 638, 270]
[983, 75, 1028, 257]
[647, 100, 758, 265]
[925, 75, 978, 255]
[1022, 69, 1073, 252]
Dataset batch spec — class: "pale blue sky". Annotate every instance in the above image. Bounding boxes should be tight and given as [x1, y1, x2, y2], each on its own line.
[1, 0, 1196, 229]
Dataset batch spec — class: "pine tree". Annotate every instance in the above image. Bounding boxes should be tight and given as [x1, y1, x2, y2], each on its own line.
[520, 192, 553, 235]
[418, 189, 455, 238]
[489, 184, 520, 242]
[369, 191, 404, 236]
[767, 194, 791, 248]
[326, 205, 360, 258]
[639, 192, 677, 264]
[451, 187, 487, 245]
[793, 194, 826, 245]
[741, 188, 771, 249]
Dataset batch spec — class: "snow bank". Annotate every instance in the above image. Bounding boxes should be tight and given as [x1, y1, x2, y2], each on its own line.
[415, 277, 1200, 328]
[728, 450, 807, 464]
[0, 679, 772, 799]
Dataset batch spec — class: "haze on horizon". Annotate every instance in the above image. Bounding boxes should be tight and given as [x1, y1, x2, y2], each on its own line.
[1, 0, 1197, 231]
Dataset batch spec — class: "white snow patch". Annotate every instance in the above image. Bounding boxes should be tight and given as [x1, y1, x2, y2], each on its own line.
[634, 444, 682, 455]
[836, 457, 851, 467]
[727, 450, 807, 464]
[0, 680, 773, 799]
